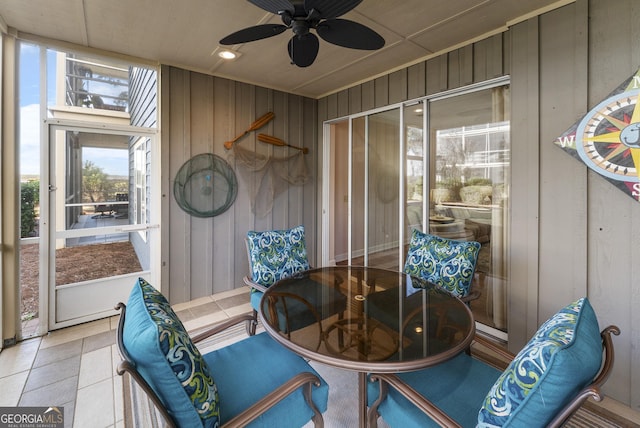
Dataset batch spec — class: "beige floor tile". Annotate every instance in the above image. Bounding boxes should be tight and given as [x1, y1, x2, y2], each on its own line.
[172, 295, 214, 311]
[0, 338, 40, 378]
[211, 286, 251, 301]
[40, 319, 110, 350]
[74, 378, 114, 427]
[111, 345, 124, 423]
[109, 315, 120, 331]
[183, 311, 230, 332]
[78, 346, 113, 389]
[0, 371, 30, 406]
[223, 302, 254, 318]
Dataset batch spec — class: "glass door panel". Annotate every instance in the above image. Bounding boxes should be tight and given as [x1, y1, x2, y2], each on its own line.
[404, 102, 426, 237]
[366, 109, 400, 270]
[429, 86, 510, 333]
[351, 116, 366, 266]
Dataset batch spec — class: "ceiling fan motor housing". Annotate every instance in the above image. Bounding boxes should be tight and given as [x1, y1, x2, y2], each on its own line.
[220, 0, 384, 67]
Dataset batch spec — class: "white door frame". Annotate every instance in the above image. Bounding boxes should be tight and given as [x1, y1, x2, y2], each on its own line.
[43, 120, 160, 330]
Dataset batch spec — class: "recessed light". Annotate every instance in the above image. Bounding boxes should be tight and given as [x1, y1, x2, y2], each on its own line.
[218, 50, 237, 60]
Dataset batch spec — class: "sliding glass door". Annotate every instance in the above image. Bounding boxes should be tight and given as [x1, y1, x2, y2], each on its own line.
[323, 79, 510, 338]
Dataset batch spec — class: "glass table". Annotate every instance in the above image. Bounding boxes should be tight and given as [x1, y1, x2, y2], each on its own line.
[259, 266, 475, 428]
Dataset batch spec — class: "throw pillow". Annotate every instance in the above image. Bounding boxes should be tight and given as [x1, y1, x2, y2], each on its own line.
[123, 278, 220, 427]
[247, 225, 310, 287]
[404, 229, 480, 298]
[477, 297, 602, 427]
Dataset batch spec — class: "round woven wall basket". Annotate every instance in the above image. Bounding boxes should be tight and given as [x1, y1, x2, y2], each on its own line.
[173, 153, 238, 217]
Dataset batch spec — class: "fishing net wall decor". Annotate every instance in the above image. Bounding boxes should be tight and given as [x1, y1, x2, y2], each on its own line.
[173, 153, 238, 217]
[232, 144, 309, 217]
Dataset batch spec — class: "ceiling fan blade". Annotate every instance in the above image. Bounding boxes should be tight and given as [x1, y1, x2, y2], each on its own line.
[287, 33, 319, 67]
[248, 0, 295, 15]
[220, 24, 287, 45]
[317, 19, 385, 50]
[304, 0, 362, 19]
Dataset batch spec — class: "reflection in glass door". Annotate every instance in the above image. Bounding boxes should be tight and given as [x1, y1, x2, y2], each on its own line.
[365, 109, 401, 269]
[429, 85, 510, 335]
[48, 126, 159, 329]
[326, 108, 402, 270]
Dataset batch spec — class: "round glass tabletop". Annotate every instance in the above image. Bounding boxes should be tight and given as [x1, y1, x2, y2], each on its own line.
[259, 266, 475, 372]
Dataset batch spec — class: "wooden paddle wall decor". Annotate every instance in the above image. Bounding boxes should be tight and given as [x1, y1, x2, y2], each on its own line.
[223, 112, 274, 150]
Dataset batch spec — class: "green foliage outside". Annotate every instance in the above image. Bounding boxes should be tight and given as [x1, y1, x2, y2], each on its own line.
[466, 178, 492, 186]
[82, 160, 128, 203]
[20, 180, 40, 238]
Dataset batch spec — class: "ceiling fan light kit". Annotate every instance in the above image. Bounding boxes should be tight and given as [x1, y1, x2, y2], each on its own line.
[220, 0, 384, 67]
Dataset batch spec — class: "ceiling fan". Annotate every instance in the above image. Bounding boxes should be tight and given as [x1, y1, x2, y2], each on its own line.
[219, 0, 385, 67]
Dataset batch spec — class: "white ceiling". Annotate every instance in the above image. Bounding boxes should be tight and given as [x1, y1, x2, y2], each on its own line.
[0, 0, 569, 99]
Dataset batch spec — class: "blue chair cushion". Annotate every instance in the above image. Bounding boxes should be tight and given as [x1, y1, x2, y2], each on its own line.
[403, 229, 481, 298]
[123, 278, 220, 427]
[368, 352, 502, 428]
[477, 297, 602, 426]
[247, 225, 310, 287]
[204, 332, 328, 426]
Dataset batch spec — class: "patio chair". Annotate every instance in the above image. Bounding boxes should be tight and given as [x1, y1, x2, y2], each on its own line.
[243, 225, 347, 336]
[367, 297, 619, 428]
[115, 277, 328, 427]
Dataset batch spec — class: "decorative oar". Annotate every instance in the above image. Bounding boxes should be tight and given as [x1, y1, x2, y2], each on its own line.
[224, 112, 275, 150]
[257, 134, 309, 154]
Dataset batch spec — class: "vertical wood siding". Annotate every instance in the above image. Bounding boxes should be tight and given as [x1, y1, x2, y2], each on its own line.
[585, 0, 640, 410]
[160, 66, 317, 304]
[128, 67, 158, 271]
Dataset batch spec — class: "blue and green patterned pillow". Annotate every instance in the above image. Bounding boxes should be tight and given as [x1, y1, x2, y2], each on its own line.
[477, 297, 602, 427]
[123, 278, 220, 427]
[403, 229, 481, 298]
[247, 225, 310, 287]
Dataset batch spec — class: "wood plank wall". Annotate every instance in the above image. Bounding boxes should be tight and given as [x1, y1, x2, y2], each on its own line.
[160, 66, 317, 304]
[583, 0, 639, 410]
[316, 0, 638, 409]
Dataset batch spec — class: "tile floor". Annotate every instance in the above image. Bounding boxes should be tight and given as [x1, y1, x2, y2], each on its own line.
[0, 286, 254, 428]
[3, 285, 637, 428]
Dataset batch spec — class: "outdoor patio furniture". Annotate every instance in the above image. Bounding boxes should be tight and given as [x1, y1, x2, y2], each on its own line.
[243, 225, 347, 336]
[115, 277, 329, 427]
[367, 297, 619, 427]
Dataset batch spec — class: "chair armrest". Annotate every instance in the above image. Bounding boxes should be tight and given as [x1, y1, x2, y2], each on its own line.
[116, 359, 177, 427]
[243, 275, 269, 293]
[546, 325, 620, 428]
[191, 313, 256, 344]
[370, 373, 462, 428]
[223, 372, 322, 428]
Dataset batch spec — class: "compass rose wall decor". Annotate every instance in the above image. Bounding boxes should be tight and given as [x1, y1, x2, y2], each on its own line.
[554, 67, 640, 202]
